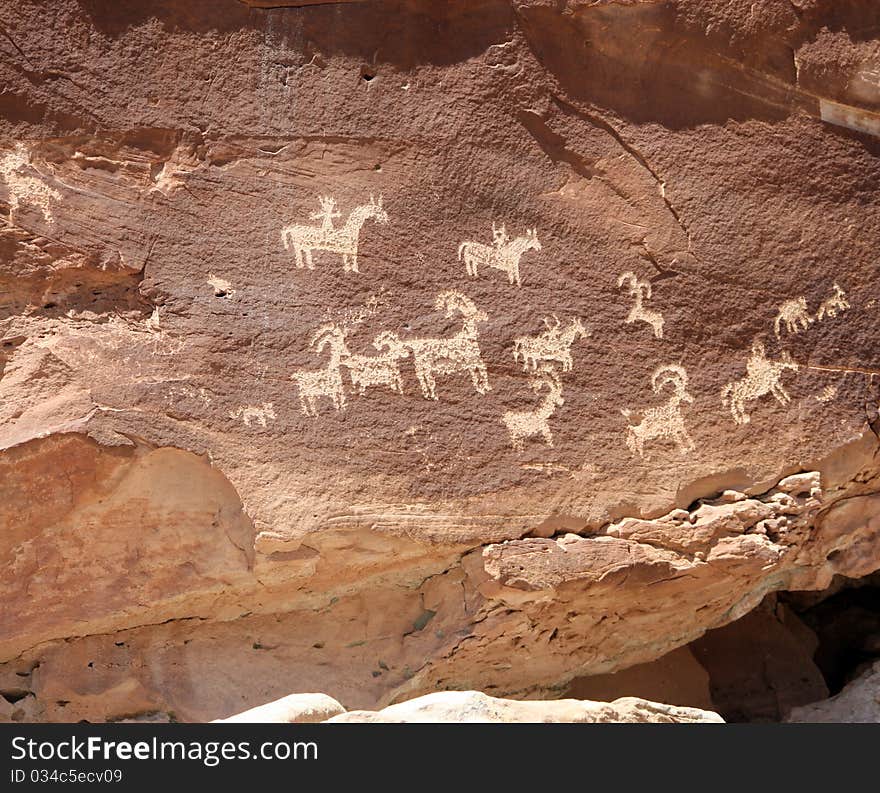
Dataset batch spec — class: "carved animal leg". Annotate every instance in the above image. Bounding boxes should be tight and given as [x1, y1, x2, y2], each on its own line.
[772, 384, 791, 405]
[294, 246, 304, 269]
[541, 425, 554, 447]
[305, 249, 314, 270]
[351, 251, 359, 274]
[675, 430, 695, 452]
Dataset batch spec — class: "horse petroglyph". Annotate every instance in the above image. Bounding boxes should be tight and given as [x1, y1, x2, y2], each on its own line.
[618, 272, 664, 339]
[721, 338, 799, 424]
[502, 365, 564, 451]
[774, 297, 814, 338]
[230, 403, 276, 427]
[458, 223, 541, 287]
[622, 364, 695, 458]
[0, 143, 62, 223]
[343, 330, 409, 396]
[817, 283, 850, 320]
[513, 315, 589, 372]
[290, 324, 350, 417]
[281, 194, 388, 273]
[403, 291, 491, 400]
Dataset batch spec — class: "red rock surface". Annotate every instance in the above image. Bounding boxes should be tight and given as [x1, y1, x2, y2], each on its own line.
[1, 0, 880, 721]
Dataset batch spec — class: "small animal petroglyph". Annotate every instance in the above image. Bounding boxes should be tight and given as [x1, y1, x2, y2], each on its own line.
[721, 338, 799, 424]
[622, 364, 694, 459]
[290, 324, 350, 417]
[502, 365, 564, 451]
[817, 283, 850, 321]
[513, 315, 589, 372]
[207, 273, 235, 298]
[281, 194, 388, 273]
[342, 330, 409, 396]
[403, 291, 491, 400]
[0, 143, 62, 223]
[458, 223, 541, 287]
[618, 272, 664, 339]
[774, 297, 814, 338]
[230, 402, 276, 427]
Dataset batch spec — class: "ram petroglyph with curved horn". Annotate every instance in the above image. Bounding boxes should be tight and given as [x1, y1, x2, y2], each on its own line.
[622, 364, 695, 459]
[403, 291, 491, 401]
[290, 324, 351, 417]
[618, 271, 664, 339]
[502, 364, 565, 451]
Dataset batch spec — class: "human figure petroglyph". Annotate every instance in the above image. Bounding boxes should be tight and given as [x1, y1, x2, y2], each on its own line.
[458, 224, 541, 287]
[721, 338, 799, 424]
[310, 195, 341, 232]
[622, 364, 694, 459]
[513, 315, 589, 373]
[290, 324, 350, 417]
[817, 283, 850, 321]
[342, 330, 409, 396]
[230, 402, 276, 427]
[0, 143, 62, 223]
[281, 194, 388, 273]
[502, 365, 564, 451]
[618, 272, 664, 339]
[403, 291, 491, 400]
[774, 297, 814, 338]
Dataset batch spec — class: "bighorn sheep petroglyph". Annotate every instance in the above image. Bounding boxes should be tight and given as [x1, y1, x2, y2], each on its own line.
[342, 330, 409, 396]
[403, 291, 491, 400]
[290, 324, 351, 417]
[622, 364, 694, 459]
[618, 271, 664, 339]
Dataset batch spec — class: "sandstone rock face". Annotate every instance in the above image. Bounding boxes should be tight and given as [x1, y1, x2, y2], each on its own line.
[787, 660, 880, 723]
[2, 0, 880, 722]
[325, 690, 724, 724]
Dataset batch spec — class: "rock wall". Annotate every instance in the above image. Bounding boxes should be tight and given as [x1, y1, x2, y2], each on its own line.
[2, 0, 880, 722]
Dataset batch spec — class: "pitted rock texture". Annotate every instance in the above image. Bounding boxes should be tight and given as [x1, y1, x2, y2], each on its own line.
[2, 0, 880, 722]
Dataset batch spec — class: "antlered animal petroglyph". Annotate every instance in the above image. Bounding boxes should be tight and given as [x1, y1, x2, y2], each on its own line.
[281, 194, 388, 273]
[618, 272, 664, 339]
[817, 283, 850, 320]
[458, 223, 541, 287]
[774, 297, 814, 338]
[622, 364, 694, 459]
[502, 365, 564, 451]
[342, 330, 409, 396]
[513, 315, 589, 372]
[0, 143, 62, 223]
[403, 291, 491, 400]
[291, 324, 351, 417]
[722, 339, 799, 424]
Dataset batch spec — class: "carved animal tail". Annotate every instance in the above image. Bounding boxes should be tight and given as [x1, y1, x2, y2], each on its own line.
[281, 228, 290, 250]
[620, 408, 632, 424]
[457, 242, 467, 261]
[721, 383, 732, 406]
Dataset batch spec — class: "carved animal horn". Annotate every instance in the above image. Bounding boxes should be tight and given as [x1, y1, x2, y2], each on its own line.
[651, 364, 687, 394]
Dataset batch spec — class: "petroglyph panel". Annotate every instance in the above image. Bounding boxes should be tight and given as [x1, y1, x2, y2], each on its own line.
[458, 224, 541, 287]
[281, 195, 388, 273]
